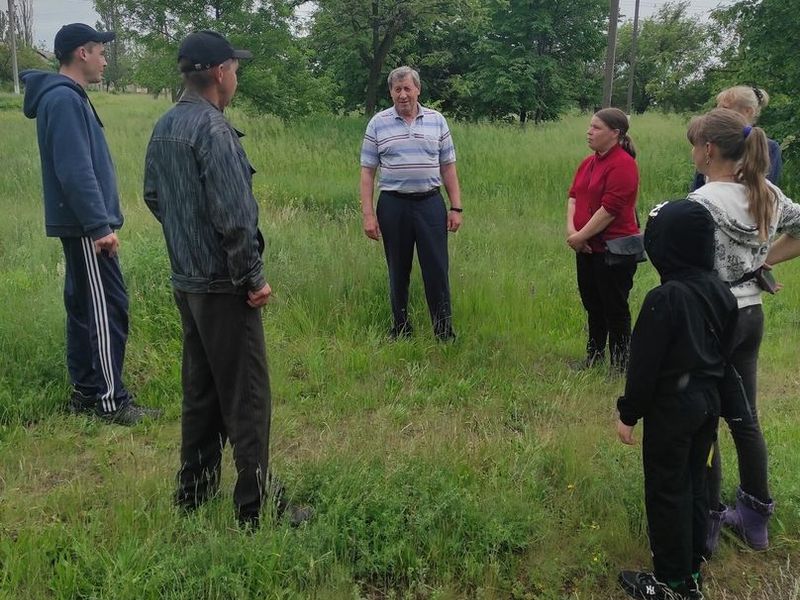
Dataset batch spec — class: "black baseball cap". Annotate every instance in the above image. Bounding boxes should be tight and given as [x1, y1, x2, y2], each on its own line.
[54, 23, 115, 60]
[178, 30, 252, 72]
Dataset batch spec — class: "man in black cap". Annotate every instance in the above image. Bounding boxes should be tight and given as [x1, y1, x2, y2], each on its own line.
[20, 24, 160, 425]
[144, 31, 311, 528]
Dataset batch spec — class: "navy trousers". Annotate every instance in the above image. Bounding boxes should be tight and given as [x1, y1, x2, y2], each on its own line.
[61, 237, 131, 413]
[376, 191, 454, 339]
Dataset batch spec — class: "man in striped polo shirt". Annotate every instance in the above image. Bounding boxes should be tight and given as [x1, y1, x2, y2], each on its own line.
[360, 66, 463, 341]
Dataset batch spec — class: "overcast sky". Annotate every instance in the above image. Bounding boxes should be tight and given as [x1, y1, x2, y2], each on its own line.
[33, 0, 98, 51]
[31, 0, 731, 52]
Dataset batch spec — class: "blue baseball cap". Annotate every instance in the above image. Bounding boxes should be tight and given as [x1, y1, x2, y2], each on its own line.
[54, 23, 115, 60]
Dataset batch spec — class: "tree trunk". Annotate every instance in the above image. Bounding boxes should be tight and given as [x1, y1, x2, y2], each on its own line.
[364, 0, 381, 115]
[519, 108, 527, 125]
[364, 1, 403, 115]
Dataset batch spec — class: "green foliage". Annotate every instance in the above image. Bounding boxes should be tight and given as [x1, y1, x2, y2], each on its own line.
[95, 0, 135, 91]
[0, 44, 51, 86]
[96, 0, 328, 116]
[309, 0, 607, 122]
[613, 1, 714, 113]
[709, 0, 800, 196]
[462, 0, 607, 123]
[308, 0, 460, 114]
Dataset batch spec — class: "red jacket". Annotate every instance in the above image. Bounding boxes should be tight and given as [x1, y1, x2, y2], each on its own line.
[569, 144, 640, 253]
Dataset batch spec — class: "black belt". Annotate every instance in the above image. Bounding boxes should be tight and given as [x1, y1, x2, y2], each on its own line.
[384, 187, 440, 200]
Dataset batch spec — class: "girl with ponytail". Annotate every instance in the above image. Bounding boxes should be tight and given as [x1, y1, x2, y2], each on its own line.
[566, 108, 641, 372]
[691, 85, 782, 190]
[686, 107, 800, 554]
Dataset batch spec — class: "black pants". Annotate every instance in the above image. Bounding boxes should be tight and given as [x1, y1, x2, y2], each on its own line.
[575, 253, 636, 368]
[708, 304, 770, 506]
[61, 237, 131, 413]
[643, 388, 719, 581]
[173, 291, 271, 521]
[376, 191, 454, 339]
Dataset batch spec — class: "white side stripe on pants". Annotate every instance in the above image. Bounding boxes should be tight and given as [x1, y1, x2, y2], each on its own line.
[80, 237, 117, 413]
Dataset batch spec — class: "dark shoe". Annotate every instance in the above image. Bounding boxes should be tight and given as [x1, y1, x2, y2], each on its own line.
[236, 502, 313, 530]
[570, 354, 605, 371]
[175, 470, 220, 515]
[618, 571, 692, 600]
[389, 323, 413, 340]
[723, 486, 774, 550]
[68, 390, 97, 415]
[687, 576, 705, 600]
[280, 502, 315, 527]
[704, 505, 727, 558]
[275, 489, 314, 527]
[96, 402, 153, 426]
[129, 400, 163, 419]
[436, 332, 456, 343]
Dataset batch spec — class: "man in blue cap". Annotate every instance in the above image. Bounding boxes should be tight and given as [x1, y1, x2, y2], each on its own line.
[144, 30, 312, 528]
[21, 24, 160, 425]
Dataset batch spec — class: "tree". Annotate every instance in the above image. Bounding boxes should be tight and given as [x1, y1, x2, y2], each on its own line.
[709, 0, 800, 193]
[1, 0, 33, 47]
[613, 2, 714, 113]
[95, 0, 330, 116]
[95, 0, 133, 91]
[462, 0, 607, 123]
[307, 0, 459, 114]
[17, 0, 32, 47]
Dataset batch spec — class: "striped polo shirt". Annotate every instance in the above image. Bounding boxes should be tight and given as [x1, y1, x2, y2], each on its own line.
[360, 104, 456, 193]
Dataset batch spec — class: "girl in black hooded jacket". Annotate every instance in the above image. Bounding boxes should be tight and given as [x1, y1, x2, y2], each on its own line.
[616, 200, 738, 600]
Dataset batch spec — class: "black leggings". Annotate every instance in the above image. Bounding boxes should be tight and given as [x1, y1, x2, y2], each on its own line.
[708, 304, 770, 506]
[576, 253, 637, 368]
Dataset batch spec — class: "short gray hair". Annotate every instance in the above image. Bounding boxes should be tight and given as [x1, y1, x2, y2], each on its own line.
[387, 66, 420, 90]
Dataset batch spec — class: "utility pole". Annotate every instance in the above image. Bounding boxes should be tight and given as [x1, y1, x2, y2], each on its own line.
[626, 0, 641, 115]
[7, 0, 20, 94]
[602, 0, 620, 108]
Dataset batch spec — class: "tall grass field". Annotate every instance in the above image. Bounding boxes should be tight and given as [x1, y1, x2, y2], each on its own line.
[0, 92, 798, 599]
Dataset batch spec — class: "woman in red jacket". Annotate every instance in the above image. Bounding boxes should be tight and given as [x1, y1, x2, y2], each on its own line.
[566, 108, 641, 372]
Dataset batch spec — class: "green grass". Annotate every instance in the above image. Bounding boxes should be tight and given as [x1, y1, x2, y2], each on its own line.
[0, 92, 799, 599]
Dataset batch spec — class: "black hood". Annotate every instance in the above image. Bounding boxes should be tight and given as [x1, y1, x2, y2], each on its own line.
[644, 199, 716, 281]
[20, 69, 87, 119]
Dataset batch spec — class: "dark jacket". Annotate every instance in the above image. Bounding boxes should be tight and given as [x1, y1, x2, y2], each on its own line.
[617, 200, 739, 426]
[691, 137, 782, 191]
[21, 70, 122, 240]
[143, 91, 265, 294]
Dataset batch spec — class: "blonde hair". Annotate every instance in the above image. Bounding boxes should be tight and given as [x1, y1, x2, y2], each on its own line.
[716, 86, 770, 122]
[687, 108, 775, 240]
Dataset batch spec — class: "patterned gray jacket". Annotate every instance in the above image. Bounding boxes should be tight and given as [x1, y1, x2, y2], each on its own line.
[144, 91, 265, 294]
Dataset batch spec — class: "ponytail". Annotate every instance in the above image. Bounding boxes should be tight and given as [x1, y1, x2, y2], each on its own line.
[619, 132, 637, 159]
[688, 108, 776, 241]
[739, 126, 774, 240]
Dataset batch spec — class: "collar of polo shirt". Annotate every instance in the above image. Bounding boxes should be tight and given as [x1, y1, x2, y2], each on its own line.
[391, 103, 424, 120]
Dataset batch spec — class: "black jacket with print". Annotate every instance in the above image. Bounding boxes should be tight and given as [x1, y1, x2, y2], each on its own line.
[144, 91, 265, 294]
[617, 200, 739, 426]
